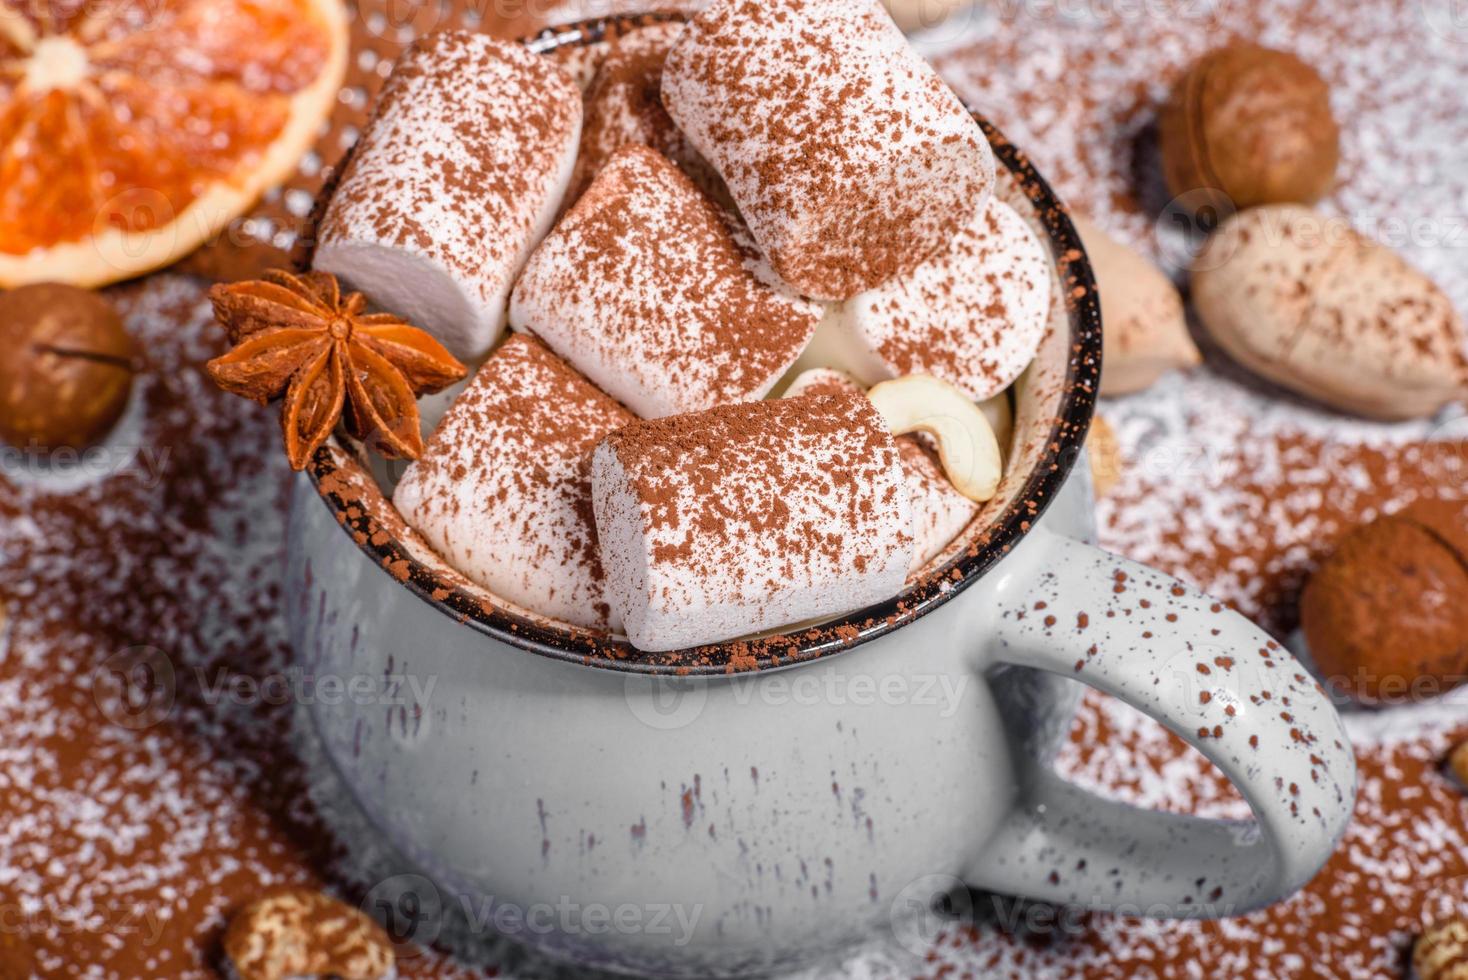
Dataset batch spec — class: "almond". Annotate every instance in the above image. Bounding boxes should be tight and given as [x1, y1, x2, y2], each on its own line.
[1072, 216, 1200, 396]
[1086, 414, 1122, 497]
[881, 0, 971, 32]
[1193, 205, 1468, 419]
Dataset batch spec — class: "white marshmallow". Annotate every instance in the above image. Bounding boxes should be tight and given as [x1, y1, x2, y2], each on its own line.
[817, 197, 1052, 401]
[511, 145, 824, 419]
[898, 439, 980, 572]
[779, 367, 865, 400]
[315, 31, 581, 362]
[661, 0, 994, 300]
[393, 334, 633, 630]
[592, 392, 913, 651]
[783, 369, 980, 572]
[568, 22, 722, 205]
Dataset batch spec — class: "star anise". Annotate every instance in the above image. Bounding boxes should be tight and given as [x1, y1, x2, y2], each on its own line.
[206, 270, 467, 470]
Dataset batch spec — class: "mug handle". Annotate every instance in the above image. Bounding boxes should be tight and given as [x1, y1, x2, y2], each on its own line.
[965, 529, 1357, 916]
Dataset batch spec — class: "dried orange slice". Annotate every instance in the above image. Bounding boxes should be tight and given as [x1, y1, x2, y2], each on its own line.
[0, 0, 347, 287]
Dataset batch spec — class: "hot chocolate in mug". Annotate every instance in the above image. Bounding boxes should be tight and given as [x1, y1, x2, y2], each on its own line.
[286, 15, 1356, 978]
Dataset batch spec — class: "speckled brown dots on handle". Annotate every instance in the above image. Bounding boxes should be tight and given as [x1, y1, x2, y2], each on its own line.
[966, 529, 1356, 916]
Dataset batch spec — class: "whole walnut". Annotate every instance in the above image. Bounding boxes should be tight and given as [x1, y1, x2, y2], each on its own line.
[1301, 499, 1468, 704]
[1159, 43, 1339, 212]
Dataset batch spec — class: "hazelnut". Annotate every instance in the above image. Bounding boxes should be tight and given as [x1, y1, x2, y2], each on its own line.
[0, 284, 137, 451]
[1448, 740, 1468, 788]
[1300, 499, 1468, 703]
[1159, 43, 1339, 212]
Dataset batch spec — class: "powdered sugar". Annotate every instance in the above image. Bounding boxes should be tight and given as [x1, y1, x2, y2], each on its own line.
[4, 0, 1467, 975]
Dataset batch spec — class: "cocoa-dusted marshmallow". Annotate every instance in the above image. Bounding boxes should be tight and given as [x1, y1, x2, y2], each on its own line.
[819, 197, 1052, 401]
[567, 22, 721, 204]
[315, 32, 581, 361]
[898, 439, 981, 572]
[511, 145, 823, 418]
[393, 334, 632, 630]
[784, 369, 978, 572]
[592, 392, 914, 651]
[660, 0, 994, 300]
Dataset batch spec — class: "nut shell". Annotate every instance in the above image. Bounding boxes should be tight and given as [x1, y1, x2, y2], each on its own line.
[1086, 414, 1121, 497]
[1448, 740, 1468, 788]
[1301, 499, 1468, 703]
[223, 886, 395, 980]
[0, 284, 136, 450]
[1416, 919, 1468, 980]
[1408, 498, 1468, 561]
[1193, 205, 1468, 419]
[1160, 43, 1339, 211]
[1073, 216, 1200, 395]
[882, 0, 971, 31]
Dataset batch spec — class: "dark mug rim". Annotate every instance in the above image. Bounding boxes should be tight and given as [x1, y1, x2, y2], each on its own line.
[303, 11, 1102, 676]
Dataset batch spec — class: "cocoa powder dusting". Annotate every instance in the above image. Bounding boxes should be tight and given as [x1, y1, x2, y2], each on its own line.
[513, 144, 823, 418]
[660, 0, 993, 298]
[567, 21, 720, 204]
[602, 391, 911, 588]
[0, 276, 474, 976]
[3, 1, 1466, 977]
[393, 333, 632, 629]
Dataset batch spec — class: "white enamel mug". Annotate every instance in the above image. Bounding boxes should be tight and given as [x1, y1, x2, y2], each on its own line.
[287, 15, 1355, 977]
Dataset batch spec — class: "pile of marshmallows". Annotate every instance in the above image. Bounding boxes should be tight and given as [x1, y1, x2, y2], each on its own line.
[312, 0, 1056, 651]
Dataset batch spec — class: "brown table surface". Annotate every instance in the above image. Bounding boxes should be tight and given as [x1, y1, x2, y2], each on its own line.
[3, 0, 1466, 976]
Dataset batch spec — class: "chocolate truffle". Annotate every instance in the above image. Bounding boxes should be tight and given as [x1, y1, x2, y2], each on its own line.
[0, 283, 137, 450]
[1160, 43, 1339, 212]
[1300, 499, 1468, 703]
